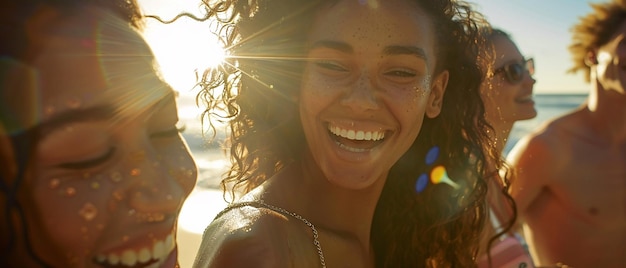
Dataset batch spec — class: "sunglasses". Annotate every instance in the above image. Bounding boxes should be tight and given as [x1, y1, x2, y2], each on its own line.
[493, 58, 534, 84]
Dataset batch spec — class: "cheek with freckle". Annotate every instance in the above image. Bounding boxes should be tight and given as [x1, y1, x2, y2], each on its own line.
[159, 144, 197, 195]
[30, 171, 121, 262]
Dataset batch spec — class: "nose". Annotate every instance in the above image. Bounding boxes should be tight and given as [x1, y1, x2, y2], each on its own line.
[122, 146, 197, 215]
[524, 70, 536, 86]
[340, 71, 379, 111]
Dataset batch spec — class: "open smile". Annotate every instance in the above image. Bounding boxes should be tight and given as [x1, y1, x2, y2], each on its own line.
[328, 123, 388, 152]
[93, 230, 176, 268]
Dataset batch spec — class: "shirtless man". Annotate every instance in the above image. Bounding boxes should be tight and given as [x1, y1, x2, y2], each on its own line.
[506, 1, 626, 267]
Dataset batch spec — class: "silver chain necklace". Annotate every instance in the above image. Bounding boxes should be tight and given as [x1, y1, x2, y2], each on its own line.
[217, 200, 327, 267]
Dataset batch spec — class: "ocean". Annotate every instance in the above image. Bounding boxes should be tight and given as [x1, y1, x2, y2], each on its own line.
[504, 93, 587, 154]
[177, 93, 589, 188]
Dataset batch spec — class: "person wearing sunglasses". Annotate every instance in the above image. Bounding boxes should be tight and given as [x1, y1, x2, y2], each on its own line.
[506, 1, 626, 267]
[476, 28, 537, 268]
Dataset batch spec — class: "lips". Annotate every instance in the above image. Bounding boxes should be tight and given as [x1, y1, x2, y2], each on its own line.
[94, 232, 176, 268]
[515, 94, 534, 103]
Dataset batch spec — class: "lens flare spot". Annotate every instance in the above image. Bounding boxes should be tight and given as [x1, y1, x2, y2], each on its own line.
[430, 165, 460, 189]
[415, 173, 429, 193]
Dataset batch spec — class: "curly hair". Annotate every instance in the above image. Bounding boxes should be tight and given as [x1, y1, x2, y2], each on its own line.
[198, 0, 494, 266]
[568, 0, 626, 82]
[475, 26, 521, 266]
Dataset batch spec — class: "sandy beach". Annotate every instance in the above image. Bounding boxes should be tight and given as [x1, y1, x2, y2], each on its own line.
[177, 187, 228, 268]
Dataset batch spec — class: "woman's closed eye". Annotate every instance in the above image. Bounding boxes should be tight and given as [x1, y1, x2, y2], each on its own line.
[58, 147, 116, 169]
[315, 60, 348, 72]
[384, 68, 417, 78]
[150, 125, 186, 139]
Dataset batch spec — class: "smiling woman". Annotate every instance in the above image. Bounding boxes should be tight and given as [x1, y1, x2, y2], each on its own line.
[0, 1, 197, 267]
[191, 0, 498, 267]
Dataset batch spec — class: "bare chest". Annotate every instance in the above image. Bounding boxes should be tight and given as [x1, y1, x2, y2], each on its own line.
[550, 144, 626, 227]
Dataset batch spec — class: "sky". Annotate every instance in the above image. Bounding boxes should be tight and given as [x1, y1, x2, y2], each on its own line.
[471, 0, 604, 94]
[139, 0, 605, 95]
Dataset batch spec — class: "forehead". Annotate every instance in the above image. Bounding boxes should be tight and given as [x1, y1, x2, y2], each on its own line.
[309, 0, 434, 51]
[1, 7, 170, 133]
[492, 35, 523, 65]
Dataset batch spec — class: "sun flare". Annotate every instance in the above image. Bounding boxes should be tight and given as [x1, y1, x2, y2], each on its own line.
[143, 18, 225, 95]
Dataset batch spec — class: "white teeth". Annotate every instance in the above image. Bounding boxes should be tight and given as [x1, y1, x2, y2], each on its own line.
[347, 130, 356, 139]
[95, 232, 175, 267]
[329, 125, 385, 141]
[121, 250, 137, 266]
[95, 255, 106, 263]
[153, 240, 165, 260]
[138, 248, 151, 263]
[165, 234, 174, 251]
[337, 142, 368, 153]
[108, 254, 120, 265]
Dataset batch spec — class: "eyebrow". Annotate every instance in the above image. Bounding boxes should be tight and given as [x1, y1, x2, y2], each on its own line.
[38, 92, 175, 136]
[382, 45, 427, 59]
[310, 40, 426, 59]
[39, 106, 116, 135]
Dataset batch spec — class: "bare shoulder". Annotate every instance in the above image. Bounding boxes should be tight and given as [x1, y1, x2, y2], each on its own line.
[508, 110, 583, 170]
[192, 204, 293, 268]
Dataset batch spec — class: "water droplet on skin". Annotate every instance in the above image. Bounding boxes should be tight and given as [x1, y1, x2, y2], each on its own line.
[90, 182, 100, 190]
[44, 105, 55, 116]
[130, 168, 141, 176]
[113, 190, 124, 201]
[110, 172, 122, 182]
[49, 178, 60, 189]
[79, 203, 98, 221]
[65, 187, 76, 197]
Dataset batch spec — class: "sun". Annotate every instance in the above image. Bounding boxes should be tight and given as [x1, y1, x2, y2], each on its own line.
[142, 18, 226, 94]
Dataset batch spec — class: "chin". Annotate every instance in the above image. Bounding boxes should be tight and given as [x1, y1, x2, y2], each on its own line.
[325, 171, 381, 191]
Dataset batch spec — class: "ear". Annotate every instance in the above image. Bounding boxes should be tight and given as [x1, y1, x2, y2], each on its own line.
[584, 50, 598, 66]
[426, 70, 449, 119]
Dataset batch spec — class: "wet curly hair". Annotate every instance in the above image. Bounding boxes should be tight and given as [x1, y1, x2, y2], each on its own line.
[568, 0, 626, 82]
[197, 0, 494, 266]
